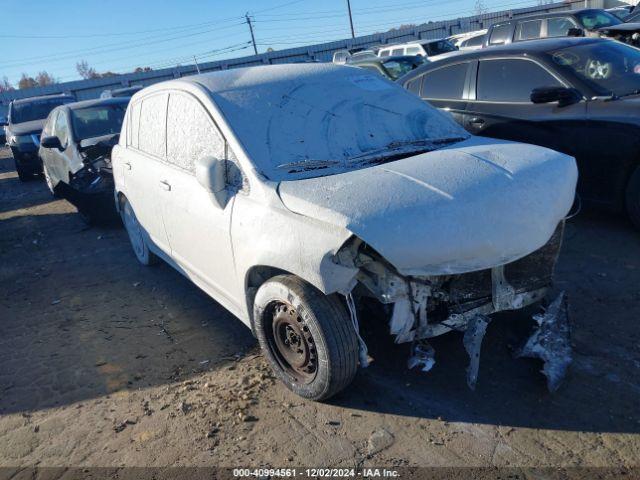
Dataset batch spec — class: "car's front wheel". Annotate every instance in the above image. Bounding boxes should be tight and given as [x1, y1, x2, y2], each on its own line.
[253, 274, 359, 401]
[626, 166, 640, 230]
[121, 197, 158, 266]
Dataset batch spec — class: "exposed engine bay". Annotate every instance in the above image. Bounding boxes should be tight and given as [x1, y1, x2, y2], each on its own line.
[53, 134, 119, 224]
[335, 222, 572, 391]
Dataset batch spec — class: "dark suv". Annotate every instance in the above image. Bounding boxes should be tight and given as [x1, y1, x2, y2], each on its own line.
[397, 37, 640, 228]
[6, 93, 75, 181]
[484, 9, 640, 48]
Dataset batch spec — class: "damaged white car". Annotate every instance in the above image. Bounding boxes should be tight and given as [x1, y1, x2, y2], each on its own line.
[113, 64, 577, 400]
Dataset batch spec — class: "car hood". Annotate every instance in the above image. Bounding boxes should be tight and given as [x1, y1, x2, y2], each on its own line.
[277, 136, 577, 276]
[8, 119, 45, 136]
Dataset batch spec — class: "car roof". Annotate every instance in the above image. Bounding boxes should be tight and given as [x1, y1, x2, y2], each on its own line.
[494, 7, 601, 23]
[62, 97, 130, 111]
[350, 54, 423, 65]
[397, 37, 607, 83]
[11, 93, 75, 105]
[460, 36, 602, 57]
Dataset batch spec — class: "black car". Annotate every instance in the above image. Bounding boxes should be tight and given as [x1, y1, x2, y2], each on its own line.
[6, 93, 76, 181]
[397, 37, 640, 227]
[483, 9, 640, 48]
[347, 55, 426, 80]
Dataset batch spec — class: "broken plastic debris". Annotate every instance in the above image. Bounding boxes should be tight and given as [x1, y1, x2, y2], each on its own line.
[346, 293, 370, 368]
[463, 314, 492, 390]
[517, 291, 572, 392]
[407, 340, 436, 372]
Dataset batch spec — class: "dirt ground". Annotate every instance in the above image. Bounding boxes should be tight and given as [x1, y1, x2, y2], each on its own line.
[1, 146, 639, 470]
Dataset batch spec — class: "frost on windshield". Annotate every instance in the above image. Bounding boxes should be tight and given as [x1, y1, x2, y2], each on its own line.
[208, 65, 468, 180]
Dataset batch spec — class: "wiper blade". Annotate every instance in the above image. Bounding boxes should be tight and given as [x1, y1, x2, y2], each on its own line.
[276, 159, 340, 172]
[347, 137, 467, 163]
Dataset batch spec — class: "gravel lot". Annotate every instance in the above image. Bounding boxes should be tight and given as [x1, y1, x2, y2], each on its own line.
[1, 146, 639, 469]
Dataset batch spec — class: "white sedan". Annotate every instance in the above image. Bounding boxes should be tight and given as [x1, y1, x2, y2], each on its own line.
[112, 64, 577, 400]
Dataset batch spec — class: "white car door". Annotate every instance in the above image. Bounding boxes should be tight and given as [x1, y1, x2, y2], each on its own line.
[160, 91, 240, 306]
[121, 93, 171, 255]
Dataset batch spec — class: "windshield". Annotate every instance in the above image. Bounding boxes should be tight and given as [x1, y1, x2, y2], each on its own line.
[10, 98, 71, 124]
[574, 10, 621, 29]
[423, 40, 457, 56]
[547, 41, 640, 97]
[71, 104, 127, 141]
[382, 58, 424, 79]
[208, 65, 468, 181]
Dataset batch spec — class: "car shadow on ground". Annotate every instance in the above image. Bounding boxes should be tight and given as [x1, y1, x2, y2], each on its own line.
[0, 211, 257, 416]
[0, 175, 56, 214]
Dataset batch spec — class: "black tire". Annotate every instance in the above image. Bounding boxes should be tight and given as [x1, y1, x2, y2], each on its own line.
[626, 166, 640, 230]
[120, 197, 158, 266]
[14, 158, 30, 182]
[253, 274, 359, 401]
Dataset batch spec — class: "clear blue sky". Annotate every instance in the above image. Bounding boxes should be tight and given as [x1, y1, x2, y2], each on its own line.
[1, 0, 537, 86]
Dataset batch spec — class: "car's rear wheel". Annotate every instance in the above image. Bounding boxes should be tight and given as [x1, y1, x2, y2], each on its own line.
[626, 166, 640, 231]
[253, 274, 359, 401]
[121, 197, 158, 266]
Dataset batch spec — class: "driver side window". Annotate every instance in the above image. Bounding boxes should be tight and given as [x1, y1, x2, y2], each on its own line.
[53, 111, 69, 147]
[166, 91, 248, 191]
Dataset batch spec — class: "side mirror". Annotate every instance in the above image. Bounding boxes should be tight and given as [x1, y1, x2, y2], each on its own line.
[530, 86, 582, 107]
[567, 28, 584, 37]
[195, 156, 227, 209]
[41, 135, 63, 150]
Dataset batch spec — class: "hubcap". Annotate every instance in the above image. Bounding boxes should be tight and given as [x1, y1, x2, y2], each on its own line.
[268, 302, 317, 384]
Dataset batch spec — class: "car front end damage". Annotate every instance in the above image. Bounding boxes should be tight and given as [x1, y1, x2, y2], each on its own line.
[334, 222, 572, 391]
[53, 135, 119, 223]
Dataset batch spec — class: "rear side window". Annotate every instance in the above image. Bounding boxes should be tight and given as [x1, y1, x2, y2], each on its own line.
[379, 49, 390, 57]
[138, 94, 168, 158]
[515, 20, 542, 40]
[391, 48, 404, 56]
[406, 46, 421, 55]
[421, 63, 468, 100]
[128, 101, 141, 149]
[166, 92, 225, 173]
[477, 59, 562, 102]
[547, 17, 577, 37]
[489, 23, 512, 45]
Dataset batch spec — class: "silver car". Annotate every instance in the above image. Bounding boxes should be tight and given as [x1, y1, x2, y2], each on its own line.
[113, 64, 577, 400]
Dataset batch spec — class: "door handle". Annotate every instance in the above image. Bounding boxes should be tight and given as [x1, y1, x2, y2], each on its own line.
[123, 162, 132, 170]
[159, 180, 171, 191]
[469, 117, 485, 127]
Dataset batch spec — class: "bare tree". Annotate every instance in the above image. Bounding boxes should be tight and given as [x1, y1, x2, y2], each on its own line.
[18, 73, 38, 90]
[0, 76, 13, 92]
[76, 60, 99, 79]
[35, 71, 57, 86]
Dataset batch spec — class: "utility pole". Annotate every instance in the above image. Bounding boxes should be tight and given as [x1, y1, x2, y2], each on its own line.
[193, 56, 201, 74]
[246, 13, 258, 55]
[346, 0, 355, 38]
